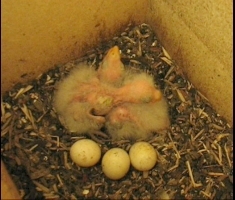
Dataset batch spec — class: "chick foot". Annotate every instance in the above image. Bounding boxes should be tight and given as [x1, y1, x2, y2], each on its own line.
[88, 130, 110, 144]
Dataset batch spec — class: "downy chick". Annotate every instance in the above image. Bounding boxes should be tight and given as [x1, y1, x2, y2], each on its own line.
[53, 64, 114, 140]
[97, 46, 125, 86]
[54, 65, 98, 114]
[105, 95, 170, 141]
[98, 46, 161, 105]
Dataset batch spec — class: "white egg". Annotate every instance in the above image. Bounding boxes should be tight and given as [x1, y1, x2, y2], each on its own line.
[102, 148, 130, 180]
[129, 141, 157, 171]
[70, 139, 101, 167]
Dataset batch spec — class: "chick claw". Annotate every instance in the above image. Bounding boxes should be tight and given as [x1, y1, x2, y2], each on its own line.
[88, 131, 110, 144]
[86, 108, 111, 144]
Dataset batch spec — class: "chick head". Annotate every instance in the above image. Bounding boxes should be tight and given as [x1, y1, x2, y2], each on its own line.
[114, 79, 162, 104]
[98, 46, 125, 85]
[128, 79, 162, 103]
[105, 105, 151, 140]
[106, 105, 132, 126]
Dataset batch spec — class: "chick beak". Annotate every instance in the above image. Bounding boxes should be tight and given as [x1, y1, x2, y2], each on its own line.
[106, 46, 121, 60]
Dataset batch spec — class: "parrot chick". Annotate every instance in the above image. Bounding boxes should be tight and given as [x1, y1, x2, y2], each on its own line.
[97, 45, 125, 86]
[53, 64, 114, 143]
[113, 72, 162, 104]
[60, 102, 105, 133]
[53, 64, 99, 114]
[86, 92, 114, 116]
[105, 96, 170, 141]
[60, 101, 108, 144]
[105, 104, 146, 140]
[55, 64, 116, 115]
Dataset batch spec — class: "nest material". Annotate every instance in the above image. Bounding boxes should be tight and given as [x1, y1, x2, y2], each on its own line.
[1, 23, 233, 200]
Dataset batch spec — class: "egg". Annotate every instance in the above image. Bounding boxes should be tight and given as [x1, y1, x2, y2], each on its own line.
[129, 142, 157, 171]
[102, 148, 130, 180]
[70, 139, 101, 167]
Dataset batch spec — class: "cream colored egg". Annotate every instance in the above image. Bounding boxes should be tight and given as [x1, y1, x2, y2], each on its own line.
[129, 141, 157, 171]
[70, 139, 101, 167]
[102, 148, 130, 180]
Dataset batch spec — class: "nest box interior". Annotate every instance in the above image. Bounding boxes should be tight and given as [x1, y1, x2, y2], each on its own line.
[1, 0, 232, 199]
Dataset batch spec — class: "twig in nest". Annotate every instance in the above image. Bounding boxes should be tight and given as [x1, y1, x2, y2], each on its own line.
[13, 85, 34, 100]
[167, 131, 181, 159]
[63, 151, 71, 170]
[186, 161, 202, 188]
[167, 153, 180, 172]
[33, 181, 51, 193]
[20, 104, 37, 130]
[193, 129, 205, 141]
[209, 148, 223, 166]
[56, 174, 64, 186]
[224, 143, 232, 168]
[208, 172, 226, 176]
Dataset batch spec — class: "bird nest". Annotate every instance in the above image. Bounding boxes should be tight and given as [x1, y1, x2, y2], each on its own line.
[1, 23, 233, 200]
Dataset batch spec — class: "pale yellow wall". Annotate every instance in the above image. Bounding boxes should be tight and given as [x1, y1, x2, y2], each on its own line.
[147, 0, 233, 125]
[1, 161, 21, 199]
[1, 0, 147, 93]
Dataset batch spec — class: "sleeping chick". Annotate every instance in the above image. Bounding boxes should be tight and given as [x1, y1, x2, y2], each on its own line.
[97, 46, 161, 104]
[53, 46, 170, 143]
[53, 64, 98, 115]
[97, 45, 125, 86]
[113, 72, 162, 104]
[105, 96, 170, 141]
[61, 101, 105, 133]
[53, 64, 114, 142]
[54, 63, 117, 115]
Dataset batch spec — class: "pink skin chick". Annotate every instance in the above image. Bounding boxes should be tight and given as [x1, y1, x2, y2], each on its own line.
[113, 72, 162, 104]
[105, 104, 149, 140]
[71, 78, 115, 115]
[53, 65, 113, 143]
[98, 46, 161, 104]
[62, 65, 116, 115]
[97, 46, 125, 86]
[105, 96, 170, 141]
[53, 64, 99, 114]
[54, 47, 169, 143]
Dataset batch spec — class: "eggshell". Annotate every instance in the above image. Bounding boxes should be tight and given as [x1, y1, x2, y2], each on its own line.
[102, 148, 130, 180]
[70, 139, 101, 167]
[129, 142, 157, 171]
